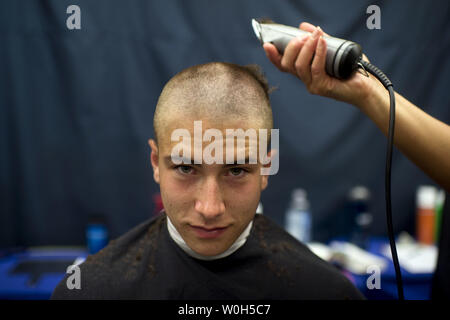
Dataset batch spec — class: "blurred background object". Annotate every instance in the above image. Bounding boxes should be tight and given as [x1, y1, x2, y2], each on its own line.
[85, 213, 108, 254]
[348, 186, 372, 249]
[285, 188, 312, 243]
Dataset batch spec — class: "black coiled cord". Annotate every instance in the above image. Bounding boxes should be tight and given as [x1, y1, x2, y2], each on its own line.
[359, 59, 404, 300]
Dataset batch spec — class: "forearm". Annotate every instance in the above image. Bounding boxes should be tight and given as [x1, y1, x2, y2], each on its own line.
[357, 79, 450, 192]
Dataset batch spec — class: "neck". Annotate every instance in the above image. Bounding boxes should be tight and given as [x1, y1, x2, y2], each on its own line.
[166, 216, 253, 261]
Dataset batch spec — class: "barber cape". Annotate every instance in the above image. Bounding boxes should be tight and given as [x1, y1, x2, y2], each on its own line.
[52, 213, 364, 299]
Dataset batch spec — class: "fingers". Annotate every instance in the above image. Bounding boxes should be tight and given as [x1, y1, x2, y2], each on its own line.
[311, 33, 327, 79]
[263, 22, 331, 89]
[300, 22, 331, 38]
[262, 22, 357, 101]
[295, 27, 322, 85]
[280, 36, 308, 73]
[263, 43, 283, 71]
[299, 22, 316, 33]
[309, 36, 329, 94]
[264, 36, 309, 73]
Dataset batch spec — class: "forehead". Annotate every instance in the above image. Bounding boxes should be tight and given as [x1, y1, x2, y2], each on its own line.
[158, 113, 263, 151]
[158, 115, 271, 167]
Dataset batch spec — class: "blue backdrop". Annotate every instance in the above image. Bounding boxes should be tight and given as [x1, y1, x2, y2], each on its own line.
[1, 0, 449, 247]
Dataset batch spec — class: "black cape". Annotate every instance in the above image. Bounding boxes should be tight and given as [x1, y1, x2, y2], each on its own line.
[51, 214, 364, 299]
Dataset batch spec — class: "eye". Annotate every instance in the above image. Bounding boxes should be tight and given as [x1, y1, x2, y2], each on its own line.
[228, 167, 247, 177]
[175, 165, 194, 175]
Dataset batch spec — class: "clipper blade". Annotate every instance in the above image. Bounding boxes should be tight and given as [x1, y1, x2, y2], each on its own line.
[251, 19, 263, 44]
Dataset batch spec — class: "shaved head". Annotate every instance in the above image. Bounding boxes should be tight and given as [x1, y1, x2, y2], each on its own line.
[148, 63, 277, 256]
[153, 62, 273, 146]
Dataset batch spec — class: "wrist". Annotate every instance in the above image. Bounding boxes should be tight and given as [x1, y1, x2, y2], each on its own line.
[354, 73, 389, 114]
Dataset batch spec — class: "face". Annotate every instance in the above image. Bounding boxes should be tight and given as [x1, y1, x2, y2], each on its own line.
[148, 115, 271, 256]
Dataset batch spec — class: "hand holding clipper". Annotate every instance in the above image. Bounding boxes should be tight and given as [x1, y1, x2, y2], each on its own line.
[252, 19, 362, 79]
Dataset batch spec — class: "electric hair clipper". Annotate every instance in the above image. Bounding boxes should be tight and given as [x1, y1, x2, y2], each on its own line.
[252, 19, 362, 79]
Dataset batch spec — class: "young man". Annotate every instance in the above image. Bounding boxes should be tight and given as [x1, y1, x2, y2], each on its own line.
[51, 61, 363, 300]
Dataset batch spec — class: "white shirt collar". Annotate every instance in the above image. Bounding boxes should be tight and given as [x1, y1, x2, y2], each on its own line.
[166, 215, 253, 261]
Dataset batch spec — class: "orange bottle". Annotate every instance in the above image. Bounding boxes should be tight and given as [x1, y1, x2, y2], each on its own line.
[416, 186, 436, 245]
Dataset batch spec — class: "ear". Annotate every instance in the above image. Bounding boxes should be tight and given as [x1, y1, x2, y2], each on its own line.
[148, 139, 160, 184]
[261, 149, 277, 191]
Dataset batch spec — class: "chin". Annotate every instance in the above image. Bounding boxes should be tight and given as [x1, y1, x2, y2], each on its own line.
[191, 243, 228, 257]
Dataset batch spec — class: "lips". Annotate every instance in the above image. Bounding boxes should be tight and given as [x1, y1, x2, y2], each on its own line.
[190, 225, 228, 239]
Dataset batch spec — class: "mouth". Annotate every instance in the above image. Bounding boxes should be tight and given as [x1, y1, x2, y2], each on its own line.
[190, 225, 229, 239]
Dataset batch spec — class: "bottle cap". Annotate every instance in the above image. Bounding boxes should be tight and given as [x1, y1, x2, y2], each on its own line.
[291, 188, 309, 211]
[416, 185, 437, 209]
[349, 186, 370, 201]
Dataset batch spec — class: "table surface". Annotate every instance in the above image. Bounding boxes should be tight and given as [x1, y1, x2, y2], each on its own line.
[0, 248, 87, 300]
[337, 237, 433, 300]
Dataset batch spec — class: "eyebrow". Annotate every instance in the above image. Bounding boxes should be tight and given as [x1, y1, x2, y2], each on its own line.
[163, 156, 257, 166]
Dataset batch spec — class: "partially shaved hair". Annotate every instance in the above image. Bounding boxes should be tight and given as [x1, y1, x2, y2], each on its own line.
[153, 62, 273, 144]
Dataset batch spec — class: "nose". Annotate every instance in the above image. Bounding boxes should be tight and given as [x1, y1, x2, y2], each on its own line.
[194, 177, 225, 221]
